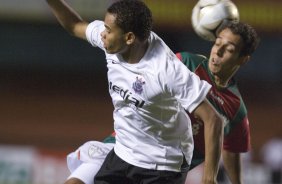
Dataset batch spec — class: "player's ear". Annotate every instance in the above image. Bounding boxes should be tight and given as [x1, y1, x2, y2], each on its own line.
[239, 55, 250, 66]
[125, 32, 135, 45]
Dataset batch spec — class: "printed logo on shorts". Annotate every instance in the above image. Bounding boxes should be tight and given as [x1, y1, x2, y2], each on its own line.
[88, 144, 108, 158]
[132, 76, 145, 94]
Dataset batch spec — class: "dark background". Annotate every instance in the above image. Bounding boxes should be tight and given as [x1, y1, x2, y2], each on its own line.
[0, 0, 281, 164]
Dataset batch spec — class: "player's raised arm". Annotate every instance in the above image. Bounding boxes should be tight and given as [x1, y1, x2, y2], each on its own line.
[46, 0, 89, 40]
[192, 98, 224, 184]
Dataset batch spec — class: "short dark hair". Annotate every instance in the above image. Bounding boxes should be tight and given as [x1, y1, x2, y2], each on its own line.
[107, 0, 153, 41]
[217, 21, 260, 56]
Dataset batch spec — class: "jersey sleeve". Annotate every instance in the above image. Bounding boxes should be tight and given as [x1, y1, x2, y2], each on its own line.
[176, 52, 207, 72]
[223, 116, 251, 152]
[165, 54, 211, 113]
[102, 132, 116, 144]
[85, 20, 105, 50]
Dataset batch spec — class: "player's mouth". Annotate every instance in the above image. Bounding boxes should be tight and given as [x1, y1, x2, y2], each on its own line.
[209, 58, 221, 73]
[211, 58, 220, 65]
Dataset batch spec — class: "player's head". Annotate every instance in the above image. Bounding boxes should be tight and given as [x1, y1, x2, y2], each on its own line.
[101, 0, 152, 54]
[208, 21, 259, 79]
[217, 21, 260, 57]
[107, 0, 153, 41]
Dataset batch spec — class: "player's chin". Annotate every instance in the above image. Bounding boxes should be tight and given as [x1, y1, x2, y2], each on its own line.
[209, 65, 221, 75]
[104, 47, 115, 54]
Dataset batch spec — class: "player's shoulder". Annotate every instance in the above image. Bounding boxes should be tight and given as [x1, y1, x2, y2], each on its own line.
[176, 51, 207, 61]
[86, 20, 104, 34]
[175, 51, 208, 71]
[85, 20, 105, 45]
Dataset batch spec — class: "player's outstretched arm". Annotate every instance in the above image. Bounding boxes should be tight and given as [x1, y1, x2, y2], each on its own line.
[46, 0, 89, 40]
[193, 98, 224, 184]
[222, 150, 243, 184]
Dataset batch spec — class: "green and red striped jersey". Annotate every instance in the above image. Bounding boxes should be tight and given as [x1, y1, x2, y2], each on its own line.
[176, 51, 250, 169]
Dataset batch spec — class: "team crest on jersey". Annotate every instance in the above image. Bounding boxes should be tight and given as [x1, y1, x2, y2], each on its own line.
[132, 76, 145, 94]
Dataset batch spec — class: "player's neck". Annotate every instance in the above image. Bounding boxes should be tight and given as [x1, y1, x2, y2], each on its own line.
[122, 41, 149, 64]
[213, 66, 239, 89]
[214, 76, 228, 89]
[214, 73, 236, 89]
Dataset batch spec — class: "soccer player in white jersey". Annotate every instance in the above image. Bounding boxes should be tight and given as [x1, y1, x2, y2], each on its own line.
[46, 0, 223, 183]
[64, 22, 260, 184]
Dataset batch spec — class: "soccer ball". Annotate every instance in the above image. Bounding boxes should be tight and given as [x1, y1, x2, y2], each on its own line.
[191, 0, 239, 41]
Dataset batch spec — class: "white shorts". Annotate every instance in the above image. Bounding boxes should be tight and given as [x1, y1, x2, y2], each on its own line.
[66, 141, 115, 184]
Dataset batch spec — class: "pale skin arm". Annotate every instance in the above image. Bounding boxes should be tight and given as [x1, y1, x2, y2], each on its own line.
[46, 0, 89, 40]
[193, 98, 224, 184]
[222, 150, 242, 184]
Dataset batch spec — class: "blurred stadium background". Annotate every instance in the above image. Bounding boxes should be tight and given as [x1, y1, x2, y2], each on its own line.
[0, 0, 281, 183]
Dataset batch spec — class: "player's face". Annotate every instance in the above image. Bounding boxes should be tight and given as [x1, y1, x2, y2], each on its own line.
[209, 28, 247, 78]
[101, 13, 128, 54]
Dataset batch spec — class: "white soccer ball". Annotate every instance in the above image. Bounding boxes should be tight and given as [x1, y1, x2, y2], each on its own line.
[191, 0, 239, 41]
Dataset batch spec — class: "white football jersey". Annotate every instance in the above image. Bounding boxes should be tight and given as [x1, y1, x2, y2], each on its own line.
[86, 20, 211, 172]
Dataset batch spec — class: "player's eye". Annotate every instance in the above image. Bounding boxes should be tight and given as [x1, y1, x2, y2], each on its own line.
[226, 45, 235, 53]
[104, 25, 111, 33]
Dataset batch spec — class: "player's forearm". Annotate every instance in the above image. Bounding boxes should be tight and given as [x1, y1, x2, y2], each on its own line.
[46, 0, 86, 35]
[203, 114, 224, 184]
[222, 150, 242, 184]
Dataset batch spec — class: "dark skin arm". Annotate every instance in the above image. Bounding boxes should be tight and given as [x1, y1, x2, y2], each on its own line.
[46, 0, 88, 40]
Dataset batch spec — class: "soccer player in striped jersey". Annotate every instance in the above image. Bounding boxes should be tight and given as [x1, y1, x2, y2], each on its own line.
[64, 21, 259, 184]
[176, 21, 259, 183]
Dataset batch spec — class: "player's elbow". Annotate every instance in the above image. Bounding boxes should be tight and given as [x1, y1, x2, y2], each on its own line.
[194, 99, 224, 136]
[209, 111, 224, 137]
[216, 115, 224, 134]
